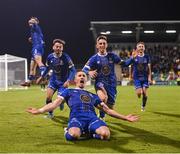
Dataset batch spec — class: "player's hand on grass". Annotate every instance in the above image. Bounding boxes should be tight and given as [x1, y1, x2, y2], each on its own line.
[26, 107, 41, 115]
[125, 114, 139, 122]
[89, 70, 98, 79]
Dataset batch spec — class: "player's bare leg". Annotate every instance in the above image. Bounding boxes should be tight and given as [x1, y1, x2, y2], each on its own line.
[97, 89, 108, 120]
[65, 127, 81, 141]
[135, 88, 146, 111]
[44, 88, 55, 118]
[21, 60, 37, 87]
[34, 55, 46, 76]
[93, 126, 110, 140]
[34, 55, 44, 68]
[136, 88, 142, 98]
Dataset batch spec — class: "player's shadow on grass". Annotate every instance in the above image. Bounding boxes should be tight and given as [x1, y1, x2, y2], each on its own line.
[153, 111, 180, 118]
[110, 122, 180, 150]
[70, 136, 134, 153]
[51, 115, 68, 125]
[35, 135, 135, 153]
[36, 116, 180, 152]
[41, 116, 135, 152]
[51, 116, 133, 152]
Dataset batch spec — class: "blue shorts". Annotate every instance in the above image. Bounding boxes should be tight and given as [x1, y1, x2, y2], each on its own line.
[48, 80, 66, 94]
[95, 82, 117, 105]
[31, 45, 44, 60]
[134, 79, 149, 89]
[67, 116, 107, 134]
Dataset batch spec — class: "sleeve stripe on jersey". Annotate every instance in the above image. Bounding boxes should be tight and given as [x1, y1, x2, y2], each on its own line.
[69, 64, 74, 68]
[84, 65, 90, 69]
[58, 96, 64, 100]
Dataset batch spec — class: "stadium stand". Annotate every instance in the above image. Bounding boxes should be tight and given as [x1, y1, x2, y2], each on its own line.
[90, 21, 180, 85]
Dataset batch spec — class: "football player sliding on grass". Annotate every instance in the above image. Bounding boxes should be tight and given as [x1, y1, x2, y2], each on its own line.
[27, 71, 139, 141]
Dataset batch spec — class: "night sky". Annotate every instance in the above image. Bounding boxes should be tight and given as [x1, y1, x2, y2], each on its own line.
[0, 0, 179, 66]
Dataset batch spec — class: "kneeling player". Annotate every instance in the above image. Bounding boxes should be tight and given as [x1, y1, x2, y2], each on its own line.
[27, 71, 139, 141]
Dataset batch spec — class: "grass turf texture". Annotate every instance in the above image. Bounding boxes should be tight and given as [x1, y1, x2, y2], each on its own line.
[0, 85, 180, 153]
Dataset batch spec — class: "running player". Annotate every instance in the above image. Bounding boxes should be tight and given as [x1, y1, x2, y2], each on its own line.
[82, 35, 122, 120]
[37, 39, 76, 118]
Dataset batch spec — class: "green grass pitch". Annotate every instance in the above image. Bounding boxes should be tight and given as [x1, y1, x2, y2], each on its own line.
[0, 85, 180, 153]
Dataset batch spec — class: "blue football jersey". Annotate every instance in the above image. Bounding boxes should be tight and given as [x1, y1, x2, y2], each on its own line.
[46, 52, 75, 83]
[59, 88, 102, 119]
[82, 52, 121, 86]
[126, 54, 151, 80]
[30, 24, 44, 47]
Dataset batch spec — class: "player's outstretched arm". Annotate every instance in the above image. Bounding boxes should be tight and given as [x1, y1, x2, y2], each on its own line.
[119, 49, 137, 67]
[63, 66, 76, 88]
[97, 102, 139, 122]
[27, 97, 63, 115]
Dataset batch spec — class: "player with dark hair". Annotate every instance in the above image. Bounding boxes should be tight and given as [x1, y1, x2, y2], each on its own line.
[21, 17, 46, 87]
[82, 35, 123, 120]
[27, 71, 139, 141]
[37, 38, 76, 118]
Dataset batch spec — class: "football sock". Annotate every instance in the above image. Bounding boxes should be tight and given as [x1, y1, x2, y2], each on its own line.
[28, 75, 35, 81]
[46, 99, 53, 115]
[39, 66, 47, 76]
[142, 95, 147, 107]
[65, 132, 77, 141]
[99, 110, 105, 119]
[92, 134, 101, 140]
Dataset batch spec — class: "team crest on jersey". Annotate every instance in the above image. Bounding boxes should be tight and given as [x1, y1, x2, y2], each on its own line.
[54, 67, 61, 73]
[80, 94, 91, 103]
[101, 65, 110, 75]
[137, 63, 144, 72]
[97, 61, 100, 64]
